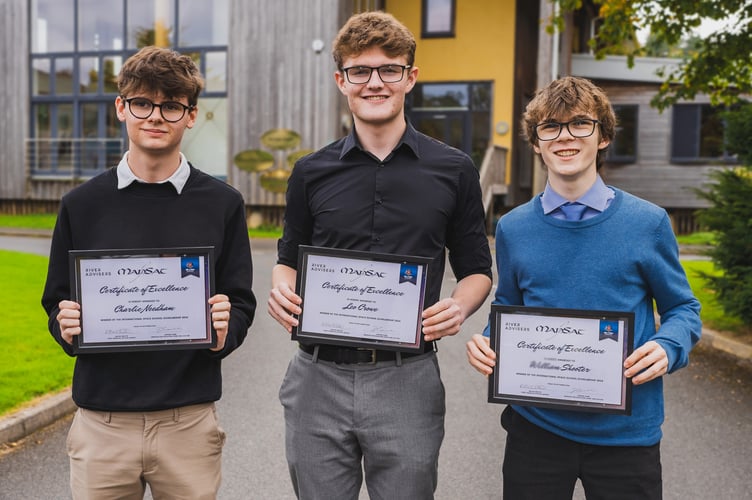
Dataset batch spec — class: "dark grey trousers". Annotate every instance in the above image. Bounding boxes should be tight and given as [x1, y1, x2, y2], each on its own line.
[279, 349, 446, 500]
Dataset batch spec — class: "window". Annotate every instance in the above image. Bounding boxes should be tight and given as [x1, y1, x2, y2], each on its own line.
[29, 0, 229, 178]
[607, 104, 638, 163]
[422, 0, 455, 38]
[671, 104, 736, 163]
[407, 82, 492, 167]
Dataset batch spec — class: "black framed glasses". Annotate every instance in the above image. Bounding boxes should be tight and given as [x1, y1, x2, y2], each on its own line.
[341, 64, 412, 84]
[123, 97, 194, 123]
[535, 118, 600, 141]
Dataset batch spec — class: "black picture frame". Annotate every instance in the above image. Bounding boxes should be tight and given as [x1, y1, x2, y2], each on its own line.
[293, 245, 430, 352]
[69, 247, 215, 353]
[488, 305, 634, 414]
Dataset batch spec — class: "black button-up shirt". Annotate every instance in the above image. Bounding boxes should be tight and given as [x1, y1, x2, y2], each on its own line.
[278, 121, 492, 308]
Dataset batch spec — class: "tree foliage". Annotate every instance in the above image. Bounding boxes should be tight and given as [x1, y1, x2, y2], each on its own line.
[693, 103, 752, 325]
[694, 166, 752, 325]
[550, 0, 752, 110]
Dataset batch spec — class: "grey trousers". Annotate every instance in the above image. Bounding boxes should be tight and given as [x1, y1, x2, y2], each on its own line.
[279, 349, 446, 500]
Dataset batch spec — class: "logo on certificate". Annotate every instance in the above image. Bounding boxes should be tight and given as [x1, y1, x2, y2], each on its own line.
[599, 320, 619, 342]
[399, 264, 418, 285]
[181, 256, 200, 278]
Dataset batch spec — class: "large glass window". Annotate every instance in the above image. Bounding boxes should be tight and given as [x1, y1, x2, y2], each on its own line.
[78, 0, 124, 51]
[178, 0, 229, 46]
[607, 104, 638, 163]
[127, 0, 175, 48]
[31, 0, 74, 53]
[671, 104, 735, 163]
[407, 82, 492, 167]
[29, 0, 228, 178]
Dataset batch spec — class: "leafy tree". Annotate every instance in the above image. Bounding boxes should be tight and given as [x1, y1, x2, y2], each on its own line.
[693, 102, 752, 325]
[550, 0, 752, 110]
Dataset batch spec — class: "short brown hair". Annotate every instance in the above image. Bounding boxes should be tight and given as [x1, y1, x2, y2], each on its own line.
[523, 76, 617, 169]
[332, 11, 416, 69]
[117, 46, 205, 105]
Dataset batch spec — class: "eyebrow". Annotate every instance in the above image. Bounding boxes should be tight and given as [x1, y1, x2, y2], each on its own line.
[543, 114, 593, 123]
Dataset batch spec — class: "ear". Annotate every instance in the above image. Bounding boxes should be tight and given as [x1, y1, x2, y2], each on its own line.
[404, 65, 418, 93]
[186, 105, 198, 129]
[334, 71, 347, 95]
[533, 143, 541, 155]
[598, 138, 610, 150]
[115, 96, 127, 123]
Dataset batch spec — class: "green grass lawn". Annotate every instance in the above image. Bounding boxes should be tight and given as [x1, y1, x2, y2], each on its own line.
[0, 214, 57, 230]
[682, 260, 746, 334]
[0, 250, 75, 416]
[0, 213, 283, 239]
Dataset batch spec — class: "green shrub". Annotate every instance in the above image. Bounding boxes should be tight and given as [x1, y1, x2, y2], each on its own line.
[695, 167, 752, 325]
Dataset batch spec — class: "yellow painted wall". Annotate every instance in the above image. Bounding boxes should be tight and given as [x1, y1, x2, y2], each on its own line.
[386, 1, 517, 152]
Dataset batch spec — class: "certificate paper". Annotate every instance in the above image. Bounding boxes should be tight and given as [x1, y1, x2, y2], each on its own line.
[69, 247, 215, 353]
[489, 305, 634, 414]
[293, 246, 429, 352]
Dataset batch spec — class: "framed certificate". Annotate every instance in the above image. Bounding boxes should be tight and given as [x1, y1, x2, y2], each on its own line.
[488, 305, 634, 414]
[69, 247, 215, 353]
[293, 246, 430, 352]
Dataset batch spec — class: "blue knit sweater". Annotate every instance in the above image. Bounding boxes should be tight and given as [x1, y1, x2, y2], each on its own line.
[486, 188, 702, 446]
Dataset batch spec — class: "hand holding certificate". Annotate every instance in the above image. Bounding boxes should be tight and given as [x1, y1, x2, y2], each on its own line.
[293, 246, 430, 352]
[488, 305, 634, 414]
[69, 247, 215, 353]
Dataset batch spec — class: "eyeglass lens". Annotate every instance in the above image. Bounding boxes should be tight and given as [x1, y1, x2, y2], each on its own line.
[345, 65, 408, 84]
[126, 98, 189, 122]
[536, 119, 597, 141]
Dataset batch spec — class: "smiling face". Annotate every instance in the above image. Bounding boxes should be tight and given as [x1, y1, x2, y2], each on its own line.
[116, 92, 196, 158]
[334, 47, 418, 134]
[533, 111, 610, 187]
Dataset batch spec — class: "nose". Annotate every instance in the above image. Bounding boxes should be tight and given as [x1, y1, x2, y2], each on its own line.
[366, 69, 384, 87]
[557, 123, 575, 140]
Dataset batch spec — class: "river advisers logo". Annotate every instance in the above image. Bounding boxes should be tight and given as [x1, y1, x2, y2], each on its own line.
[181, 256, 200, 278]
[599, 320, 619, 342]
[399, 264, 418, 285]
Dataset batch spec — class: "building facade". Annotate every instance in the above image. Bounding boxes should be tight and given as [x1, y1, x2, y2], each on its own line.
[2, 0, 727, 232]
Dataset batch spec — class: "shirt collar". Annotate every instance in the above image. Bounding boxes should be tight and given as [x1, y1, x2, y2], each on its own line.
[339, 119, 421, 160]
[541, 175, 615, 215]
[116, 152, 191, 194]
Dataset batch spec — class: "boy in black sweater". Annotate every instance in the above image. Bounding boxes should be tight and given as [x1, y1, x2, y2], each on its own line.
[41, 46, 256, 499]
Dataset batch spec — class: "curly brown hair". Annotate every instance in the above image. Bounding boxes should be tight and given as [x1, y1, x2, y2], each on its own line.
[332, 11, 416, 69]
[522, 76, 617, 170]
[117, 46, 205, 106]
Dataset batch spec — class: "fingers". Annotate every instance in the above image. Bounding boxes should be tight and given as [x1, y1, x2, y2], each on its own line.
[56, 300, 81, 345]
[466, 334, 496, 376]
[624, 341, 668, 385]
[208, 295, 231, 351]
[267, 283, 303, 334]
[422, 299, 463, 341]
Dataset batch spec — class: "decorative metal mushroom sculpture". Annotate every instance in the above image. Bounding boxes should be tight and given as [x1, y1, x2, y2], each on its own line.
[233, 128, 313, 194]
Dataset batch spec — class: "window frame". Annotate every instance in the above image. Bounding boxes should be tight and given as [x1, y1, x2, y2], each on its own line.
[670, 103, 737, 164]
[606, 104, 638, 164]
[421, 0, 456, 39]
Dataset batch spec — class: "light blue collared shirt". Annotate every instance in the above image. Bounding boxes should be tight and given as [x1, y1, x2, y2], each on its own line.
[116, 152, 190, 194]
[541, 175, 615, 221]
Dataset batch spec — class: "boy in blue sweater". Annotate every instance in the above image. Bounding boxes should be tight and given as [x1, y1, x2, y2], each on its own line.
[466, 76, 701, 499]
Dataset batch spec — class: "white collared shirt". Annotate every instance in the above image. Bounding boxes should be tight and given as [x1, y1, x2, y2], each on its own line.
[116, 152, 190, 194]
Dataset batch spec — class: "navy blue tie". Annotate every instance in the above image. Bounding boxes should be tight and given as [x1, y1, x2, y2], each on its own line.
[560, 202, 587, 221]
